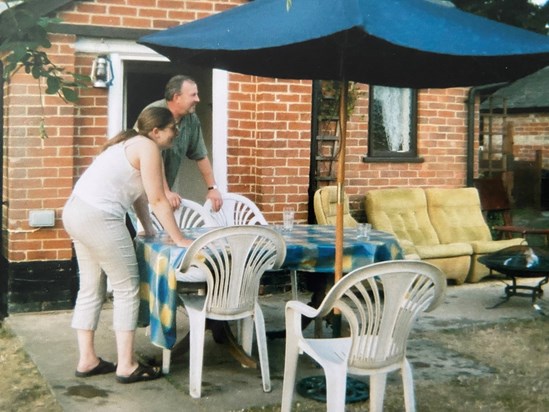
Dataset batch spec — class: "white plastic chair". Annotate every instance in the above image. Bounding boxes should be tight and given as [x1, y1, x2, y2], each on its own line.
[204, 193, 269, 226]
[157, 198, 216, 229]
[137, 198, 215, 233]
[155, 199, 215, 373]
[175, 225, 286, 398]
[204, 193, 294, 296]
[281, 260, 446, 412]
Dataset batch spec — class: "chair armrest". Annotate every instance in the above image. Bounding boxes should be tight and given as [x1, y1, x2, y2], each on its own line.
[286, 300, 320, 319]
[494, 225, 549, 236]
[285, 300, 321, 340]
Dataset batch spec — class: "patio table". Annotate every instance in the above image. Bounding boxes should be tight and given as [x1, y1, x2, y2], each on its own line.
[136, 224, 404, 350]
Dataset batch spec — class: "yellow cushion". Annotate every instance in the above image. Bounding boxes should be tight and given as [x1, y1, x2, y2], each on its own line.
[415, 243, 472, 259]
[425, 188, 492, 243]
[365, 188, 440, 246]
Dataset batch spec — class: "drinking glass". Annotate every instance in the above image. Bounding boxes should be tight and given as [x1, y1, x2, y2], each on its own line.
[356, 223, 372, 239]
[283, 207, 295, 231]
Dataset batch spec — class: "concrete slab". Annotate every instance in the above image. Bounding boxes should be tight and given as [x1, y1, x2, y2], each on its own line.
[5, 276, 547, 411]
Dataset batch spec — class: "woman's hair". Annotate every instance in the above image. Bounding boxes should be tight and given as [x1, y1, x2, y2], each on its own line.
[164, 75, 196, 101]
[102, 107, 176, 152]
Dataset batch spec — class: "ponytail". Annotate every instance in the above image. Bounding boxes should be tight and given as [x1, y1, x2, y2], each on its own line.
[101, 107, 175, 152]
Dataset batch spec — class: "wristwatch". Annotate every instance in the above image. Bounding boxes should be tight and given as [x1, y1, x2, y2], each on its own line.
[207, 185, 218, 191]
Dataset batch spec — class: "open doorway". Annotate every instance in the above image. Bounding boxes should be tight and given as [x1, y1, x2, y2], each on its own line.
[124, 60, 213, 204]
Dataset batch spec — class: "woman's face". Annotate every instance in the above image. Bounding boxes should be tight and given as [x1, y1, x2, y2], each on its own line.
[151, 124, 177, 149]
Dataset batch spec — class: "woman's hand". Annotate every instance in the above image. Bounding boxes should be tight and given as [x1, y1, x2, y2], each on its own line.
[175, 238, 194, 248]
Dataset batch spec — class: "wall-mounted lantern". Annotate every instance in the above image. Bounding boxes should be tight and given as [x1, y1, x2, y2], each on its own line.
[91, 54, 114, 88]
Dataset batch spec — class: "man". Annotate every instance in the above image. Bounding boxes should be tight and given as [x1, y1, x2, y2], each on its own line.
[142, 75, 223, 212]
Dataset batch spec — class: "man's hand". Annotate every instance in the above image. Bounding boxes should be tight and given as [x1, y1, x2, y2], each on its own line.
[165, 190, 182, 209]
[207, 188, 223, 212]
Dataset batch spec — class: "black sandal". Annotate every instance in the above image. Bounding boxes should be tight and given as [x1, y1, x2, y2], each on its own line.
[75, 357, 116, 378]
[116, 362, 162, 384]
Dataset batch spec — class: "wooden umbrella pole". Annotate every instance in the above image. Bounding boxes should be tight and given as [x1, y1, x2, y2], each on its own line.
[332, 79, 348, 338]
[335, 80, 348, 285]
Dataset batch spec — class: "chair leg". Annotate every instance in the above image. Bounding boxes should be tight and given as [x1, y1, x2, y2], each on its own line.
[240, 316, 254, 357]
[369, 373, 388, 412]
[290, 270, 298, 300]
[188, 311, 207, 398]
[281, 340, 300, 412]
[162, 349, 171, 374]
[402, 359, 416, 412]
[253, 306, 271, 392]
[324, 367, 347, 412]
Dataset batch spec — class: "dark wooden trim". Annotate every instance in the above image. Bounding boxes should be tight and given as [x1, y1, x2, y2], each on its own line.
[362, 156, 424, 164]
[12, 0, 76, 16]
[5, 258, 78, 315]
[49, 23, 157, 40]
[9, 1, 155, 41]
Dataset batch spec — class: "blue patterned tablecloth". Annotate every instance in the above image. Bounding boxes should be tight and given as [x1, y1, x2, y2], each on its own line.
[280, 225, 403, 273]
[136, 225, 403, 349]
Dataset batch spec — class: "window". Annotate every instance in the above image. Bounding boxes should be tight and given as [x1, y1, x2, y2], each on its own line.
[366, 86, 421, 162]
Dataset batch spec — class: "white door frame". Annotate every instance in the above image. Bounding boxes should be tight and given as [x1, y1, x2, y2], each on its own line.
[75, 38, 228, 192]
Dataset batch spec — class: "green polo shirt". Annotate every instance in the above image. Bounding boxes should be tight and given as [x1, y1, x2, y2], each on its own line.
[143, 99, 208, 187]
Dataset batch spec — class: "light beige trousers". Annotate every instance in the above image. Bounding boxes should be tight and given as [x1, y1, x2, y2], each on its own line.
[63, 196, 139, 331]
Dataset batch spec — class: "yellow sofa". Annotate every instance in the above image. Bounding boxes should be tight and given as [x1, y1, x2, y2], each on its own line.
[365, 187, 523, 283]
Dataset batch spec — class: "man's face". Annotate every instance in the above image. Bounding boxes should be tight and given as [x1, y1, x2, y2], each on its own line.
[173, 81, 200, 117]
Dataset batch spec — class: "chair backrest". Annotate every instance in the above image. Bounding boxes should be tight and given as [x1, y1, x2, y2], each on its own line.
[178, 226, 286, 316]
[473, 178, 513, 225]
[314, 186, 358, 227]
[204, 193, 268, 226]
[365, 188, 440, 246]
[316, 260, 446, 370]
[174, 199, 216, 228]
[425, 187, 493, 243]
[151, 199, 215, 230]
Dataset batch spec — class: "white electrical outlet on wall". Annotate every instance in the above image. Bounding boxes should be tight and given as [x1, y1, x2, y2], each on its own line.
[29, 209, 55, 227]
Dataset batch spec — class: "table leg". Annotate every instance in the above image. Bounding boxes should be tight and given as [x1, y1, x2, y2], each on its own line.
[488, 275, 548, 309]
[266, 272, 330, 339]
[208, 320, 257, 369]
[158, 320, 257, 371]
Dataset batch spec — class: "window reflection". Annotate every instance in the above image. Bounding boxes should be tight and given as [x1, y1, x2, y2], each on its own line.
[368, 86, 418, 160]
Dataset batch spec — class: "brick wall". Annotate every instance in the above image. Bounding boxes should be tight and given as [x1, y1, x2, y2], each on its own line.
[509, 114, 549, 168]
[3, 0, 547, 271]
[3, 34, 76, 262]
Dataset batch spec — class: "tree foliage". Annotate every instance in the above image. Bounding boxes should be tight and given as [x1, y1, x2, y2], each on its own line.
[453, 0, 549, 34]
[0, 0, 89, 137]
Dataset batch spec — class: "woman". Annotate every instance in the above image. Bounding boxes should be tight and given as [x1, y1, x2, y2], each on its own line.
[63, 107, 193, 384]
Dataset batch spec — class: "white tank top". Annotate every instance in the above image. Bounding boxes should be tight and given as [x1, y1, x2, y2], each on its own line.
[73, 140, 144, 218]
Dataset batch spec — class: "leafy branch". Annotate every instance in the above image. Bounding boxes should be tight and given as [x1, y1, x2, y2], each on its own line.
[0, 0, 90, 138]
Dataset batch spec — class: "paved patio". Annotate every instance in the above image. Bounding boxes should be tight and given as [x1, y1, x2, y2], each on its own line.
[5, 275, 547, 411]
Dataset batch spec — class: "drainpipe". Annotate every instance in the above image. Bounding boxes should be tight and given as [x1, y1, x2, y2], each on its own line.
[307, 80, 321, 224]
[466, 82, 508, 187]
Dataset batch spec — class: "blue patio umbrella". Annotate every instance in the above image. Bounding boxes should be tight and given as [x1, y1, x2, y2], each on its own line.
[139, 0, 549, 285]
[139, 0, 549, 88]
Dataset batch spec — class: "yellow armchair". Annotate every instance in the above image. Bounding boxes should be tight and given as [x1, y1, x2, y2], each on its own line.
[314, 186, 358, 227]
[425, 188, 524, 283]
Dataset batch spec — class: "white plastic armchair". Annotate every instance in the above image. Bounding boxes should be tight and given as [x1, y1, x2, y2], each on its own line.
[175, 225, 286, 398]
[204, 193, 268, 226]
[281, 260, 446, 412]
[156, 199, 215, 373]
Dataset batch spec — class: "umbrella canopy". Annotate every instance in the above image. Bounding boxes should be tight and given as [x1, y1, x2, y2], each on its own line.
[139, 0, 549, 88]
[139, 0, 549, 287]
